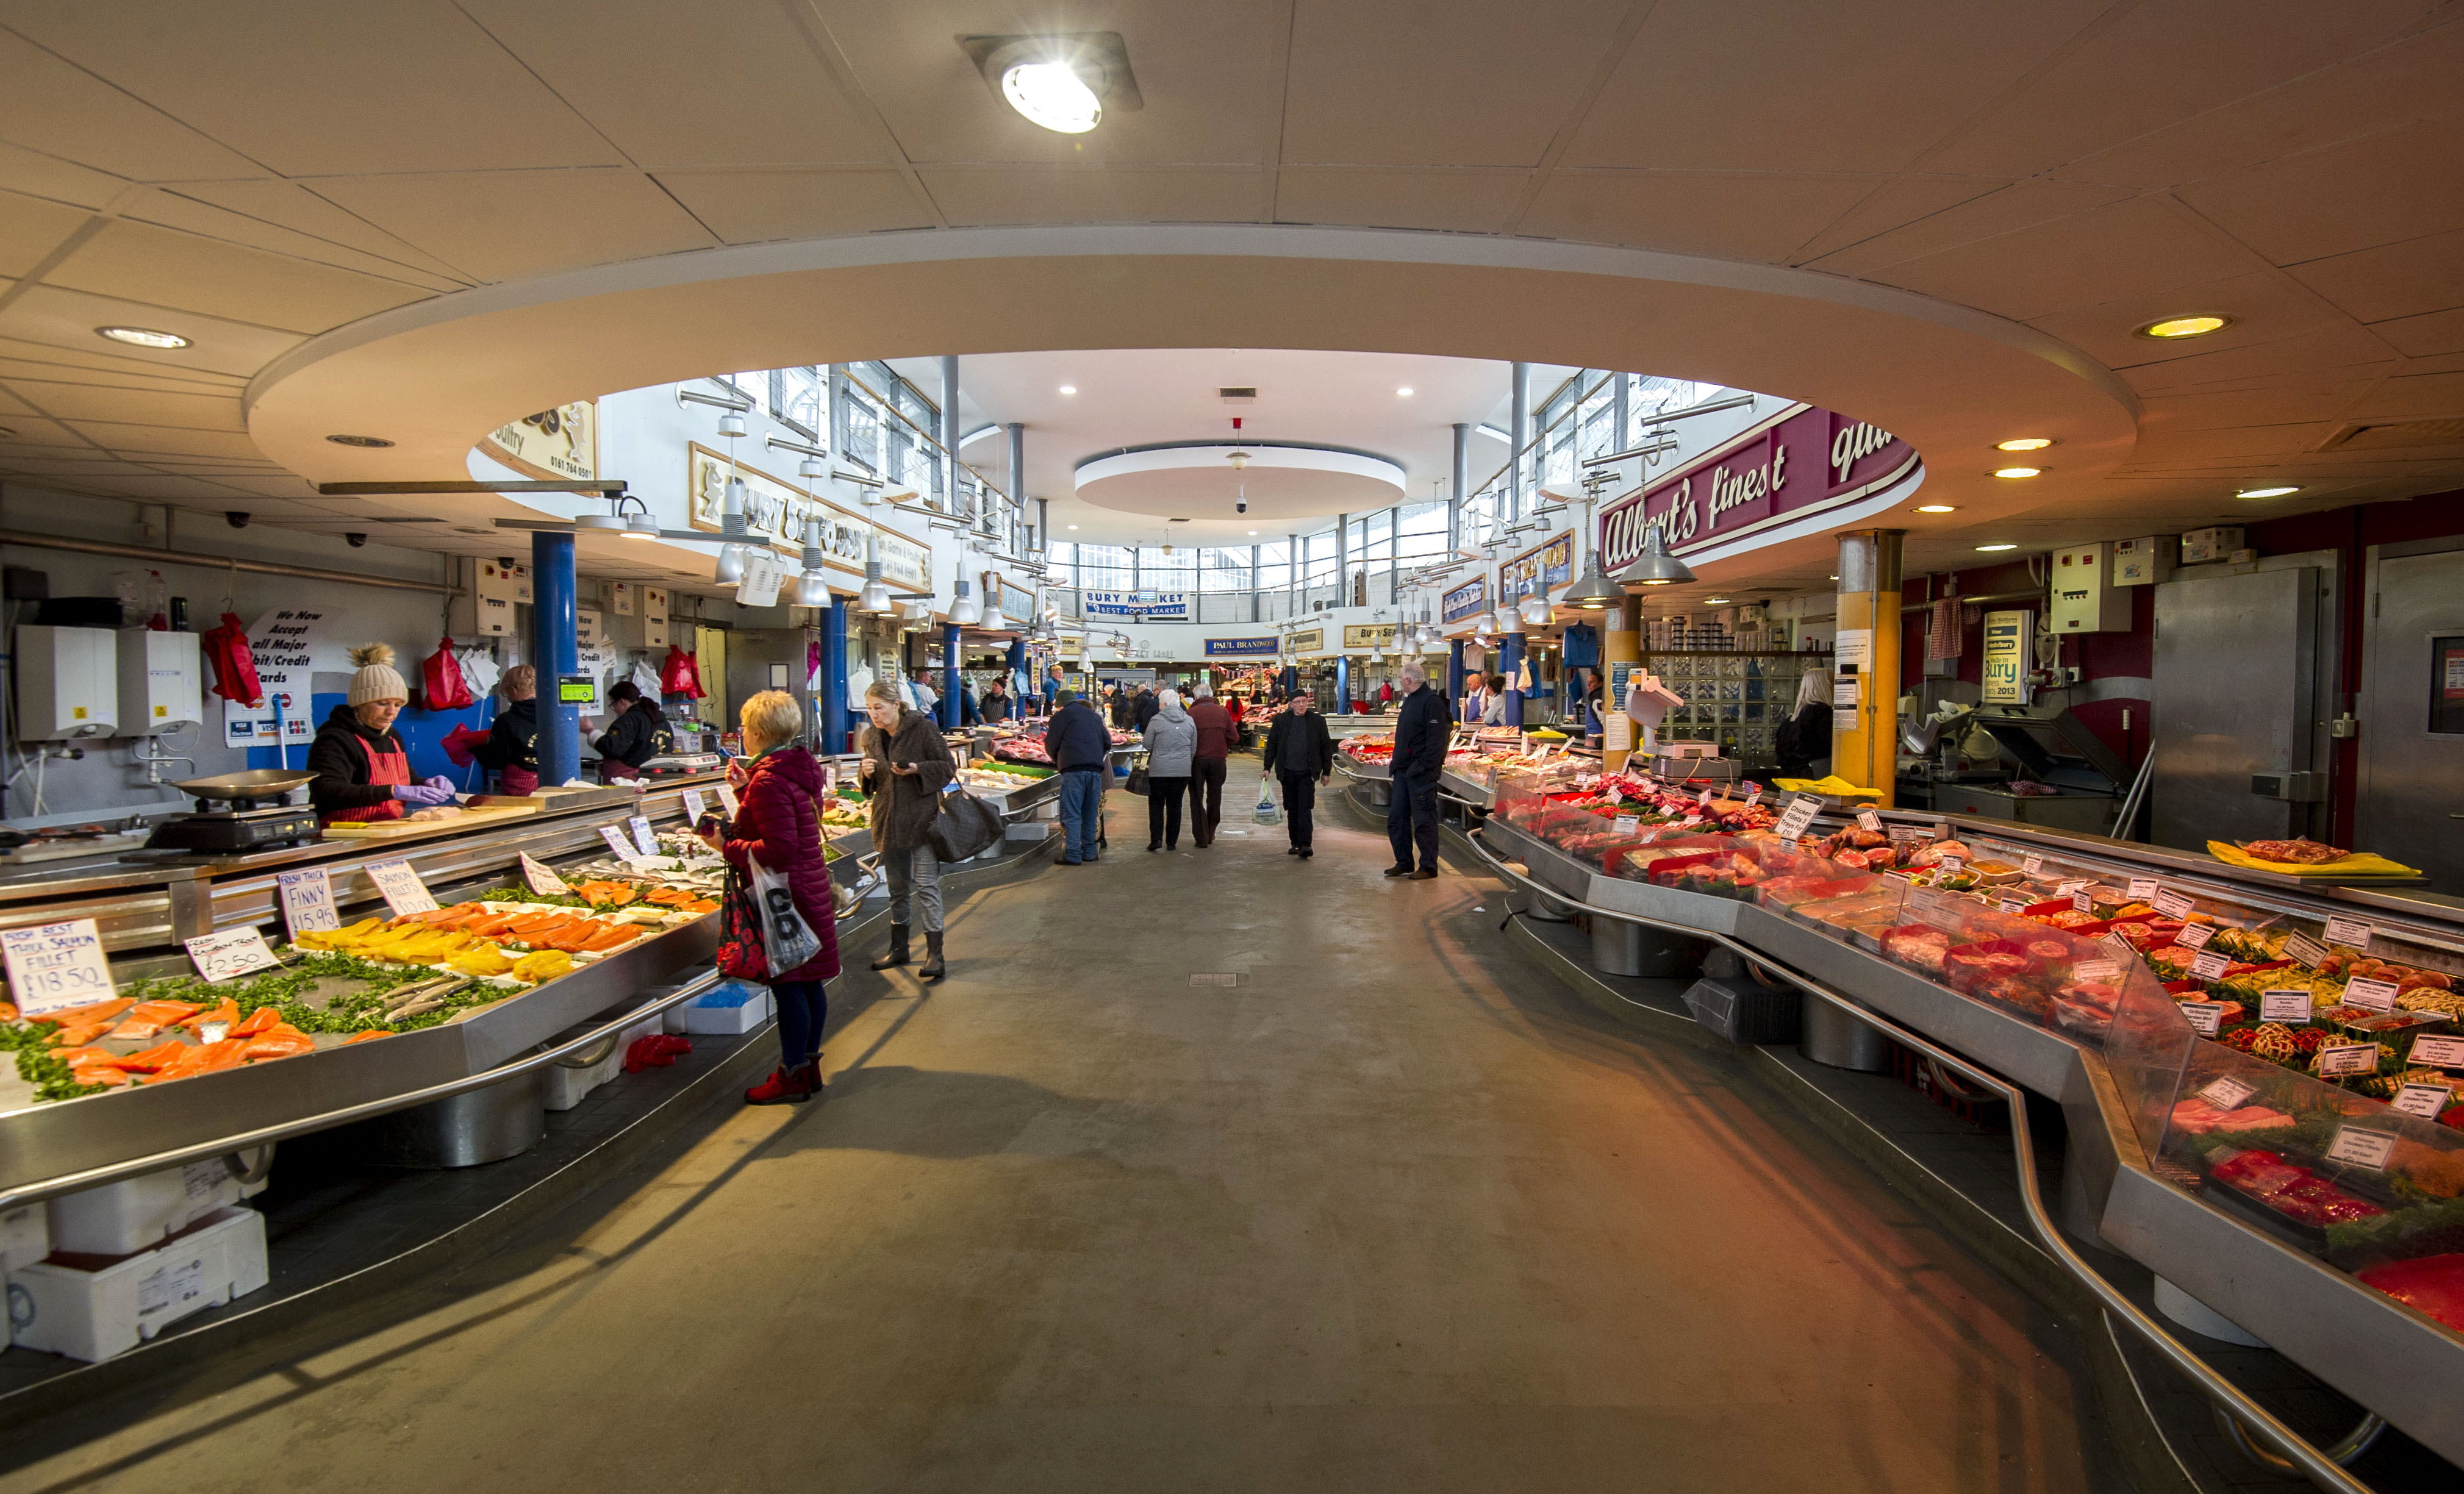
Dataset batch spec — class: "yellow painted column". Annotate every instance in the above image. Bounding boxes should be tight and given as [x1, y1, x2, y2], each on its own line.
[1602, 595, 1642, 772]
[1832, 529, 1904, 806]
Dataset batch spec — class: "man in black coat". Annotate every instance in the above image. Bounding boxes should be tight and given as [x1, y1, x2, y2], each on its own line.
[1259, 693, 1334, 860]
[1132, 683, 1160, 732]
[1044, 689, 1113, 865]
[1382, 659, 1451, 879]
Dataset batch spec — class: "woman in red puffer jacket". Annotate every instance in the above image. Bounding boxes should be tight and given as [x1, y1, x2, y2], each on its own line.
[704, 689, 840, 1105]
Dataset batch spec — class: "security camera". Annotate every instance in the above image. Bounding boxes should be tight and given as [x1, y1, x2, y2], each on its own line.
[1235, 498, 1248, 513]
[345, 532, 368, 548]
[225, 511, 250, 529]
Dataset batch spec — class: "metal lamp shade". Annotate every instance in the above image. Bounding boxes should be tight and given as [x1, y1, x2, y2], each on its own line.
[1617, 524, 1695, 588]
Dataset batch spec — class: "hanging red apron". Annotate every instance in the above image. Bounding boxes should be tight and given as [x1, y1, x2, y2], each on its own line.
[326, 732, 411, 824]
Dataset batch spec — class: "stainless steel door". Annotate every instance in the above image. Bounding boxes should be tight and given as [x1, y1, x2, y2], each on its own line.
[2151, 565, 2328, 851]
[2357, 542, 2464, 892]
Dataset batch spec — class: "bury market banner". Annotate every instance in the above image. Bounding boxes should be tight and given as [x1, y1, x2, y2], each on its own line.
[1205, 637, 1279, 658]
[1441, 576, 1488, 624]
[1083, 590, 1191, 621]
[1596, 406, 1919, 571]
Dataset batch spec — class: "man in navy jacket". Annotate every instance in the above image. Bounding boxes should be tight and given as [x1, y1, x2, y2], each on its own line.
[1044, 690, 1112, 865]
[1383, 659, 1451, 879]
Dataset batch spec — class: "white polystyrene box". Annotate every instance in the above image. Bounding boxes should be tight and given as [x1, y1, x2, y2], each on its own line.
[116, 627, 204, 735]
[187, 1206, 268, 1299]
[0, 1203, 49, 1272]
[10, 1224, 231, 1361]
[16, 624, 117, 740]
[48, 1159, 242, 1257]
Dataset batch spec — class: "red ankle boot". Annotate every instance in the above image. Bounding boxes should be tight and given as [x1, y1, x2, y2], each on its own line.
[745, 1063, 813, 1105]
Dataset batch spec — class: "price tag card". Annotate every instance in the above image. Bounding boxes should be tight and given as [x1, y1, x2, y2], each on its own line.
[2325, 1128, 2397, 1171]
[2151, 888, 2195, 920]
[1889, 825, 1923, 847]
[1696, 788, 1713, 809]
[0, 918, 116, 1017]
[1774, 795, 1822, 841]
[2056, 878, 2095, 895]
[2341, 976, 2400, 1013]
[2180, 1002, 2229, 1037]
[2282, 932, 2328, 969]
[2127, 876, 2159, 903]
[276, 867, 339, 938]
[1613, 816, 1639, 835]
[2073, 959, 2121, 984]
[716, 782, 740, 817]
[366, 859, 437, 917]
[598, 826, 636, 860]
[1939, 854, 1965, 873]
[1910, 898, 1964, 932]
[2197, 1076, 2255, 1111]
[1603, 784, 1625, 806]
[2259, 988, 2313, 1024]
[2072, 890, 2095, 915]
[2409, 1035, 2464, 1070]
[2175, 922, 2214, 950]
[2316, 1042, 2379, 1078]
[2190, 949, 2230, 982]
[1680, 815, 1704, 827]
[680, 788, 708, 823]
[520, 853, 571, 897]
[1999, 896, 2032, 915]
[2391, 1083, 2454, 1121]
[1745, 785, 1763, 805]
[2022, 854, 2045, 877]
[184, 927, 278, 983]
[2323, 914, 2373, 951]
[1856, 809, 1883, 834]
[628, 815, 659, 857]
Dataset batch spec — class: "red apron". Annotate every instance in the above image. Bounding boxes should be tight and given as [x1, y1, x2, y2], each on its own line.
[327, 732, 410, 824]
[498, 765, 539, 795]
[599, 759, 640, 784]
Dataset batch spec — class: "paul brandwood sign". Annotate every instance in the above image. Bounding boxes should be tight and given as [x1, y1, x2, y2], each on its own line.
[686, 444, 928, 590]
[1499, 531, 1574, 602]
[1441, 576, 1488, 624]
[1205, 637, 1280, 658]
[1595, 407, 1918, 571]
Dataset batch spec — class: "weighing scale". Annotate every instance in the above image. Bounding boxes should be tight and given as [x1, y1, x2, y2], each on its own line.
[145, 768, 322, 852]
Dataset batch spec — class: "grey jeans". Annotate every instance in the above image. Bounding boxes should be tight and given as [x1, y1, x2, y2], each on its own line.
[884, 842, 944, 933]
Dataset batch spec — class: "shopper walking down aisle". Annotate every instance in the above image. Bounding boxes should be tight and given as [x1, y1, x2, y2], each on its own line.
[1045, 689, 1110, 865]
[858, 679, 954, 980]
[1383, 660, 1450, 881]
[469, 665, 542, 794]
[706, 690, 839, 1106]
[309, 645, 454, 825]
[1142, 688, 1197, 851]
[1261, 692, 1333, 860]
[1186, 685, 1234, 848]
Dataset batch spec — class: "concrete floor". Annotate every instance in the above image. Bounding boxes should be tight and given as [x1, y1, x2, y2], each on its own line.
[3, 761, 2102, 1493]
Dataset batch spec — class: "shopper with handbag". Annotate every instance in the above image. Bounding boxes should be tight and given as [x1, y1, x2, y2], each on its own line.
[705, 689, 840, 1106]
[858, 679, 956, 979]
[1141, 688, 1197, 851]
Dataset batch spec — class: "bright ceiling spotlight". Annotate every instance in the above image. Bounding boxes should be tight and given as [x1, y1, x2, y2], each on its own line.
[2135, 314, 2231, 340]
[1915, 504, 1957, 513]
[1976, 543, 2019, 552]
[96, 326, 188, 349]
[1058, 384, 1078, 395]
[1994, 438, 2053, 452]
[2237, 485, 2300, 499]
[1003, 59, 1101, 133]
[1396, 387, 1414, 398]
[1991, 466, 2042, 479]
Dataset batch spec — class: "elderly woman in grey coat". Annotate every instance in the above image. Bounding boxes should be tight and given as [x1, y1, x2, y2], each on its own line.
[1141, 687, 1198, 851]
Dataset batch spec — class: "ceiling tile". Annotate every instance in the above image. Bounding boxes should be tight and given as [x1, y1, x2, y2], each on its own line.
[125, 188, 467, 291]
[2109, 320, 2401, 393]
[1922, 1, 2438, 177]
[0, 140, 127, 210]
[820, 0, 1283, 166]
[1520, 171, 1902, 262]
[45, 218, 436, 334]
[0, 1, 626, 176]
[2121, 421, 2348, 465]
[2338, 369, 2464, 420]
[1799, 179, 2136, 276]
[2375, 305, 2464, 357]
[2284, 227, 2464, 326]
[2178, 118, 2464, 266]
[1282, 0, 1630, 168]
[0, 188, 93, 278]
[1567, 0, 2105, 173]
[653, 170, 931, 245]
[2138, 381, 2385, 434]
[1787, 177, 2006, 265]
[163, 180, 475, 281]
[71, 421, 267, 460]
[456, 1, 883, 169]
[920, 168, 1263, 229]
[1273, 169, 1527, 233]
[0, 377, 244, 432]
[1875, 196, 2274, 321]
[0, 285, 302, 379]
[307, 171, 718, 282]
[0, 348, 245, 391]
[0, 27, 264, 180]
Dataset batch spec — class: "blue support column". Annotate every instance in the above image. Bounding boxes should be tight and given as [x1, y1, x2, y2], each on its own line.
[823, 596, 850, 753]
[1500, 635, 1525, 727]
[942, 623, 961, 729]
[532, 531, 579, 785]
[1447, 638, 1466, 712]
[1334, 656, 1350, 713]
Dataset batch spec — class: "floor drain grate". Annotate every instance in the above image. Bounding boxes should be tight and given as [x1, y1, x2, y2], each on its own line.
[1189, 973, 1243, 988]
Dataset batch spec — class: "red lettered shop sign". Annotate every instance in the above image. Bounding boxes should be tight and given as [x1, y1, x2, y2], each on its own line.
[1597, 407, 1917, 570]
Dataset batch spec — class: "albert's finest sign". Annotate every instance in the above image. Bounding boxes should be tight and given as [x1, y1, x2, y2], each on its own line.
[1596, 407, 1916, 571]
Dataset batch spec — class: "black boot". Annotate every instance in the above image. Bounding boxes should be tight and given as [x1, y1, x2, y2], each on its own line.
[919, 931, 946, 981]
[871, 923, 909, 971]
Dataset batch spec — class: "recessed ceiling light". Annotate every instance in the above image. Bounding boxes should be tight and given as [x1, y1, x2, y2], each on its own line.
[1995, 438, 2053, 452]
[1058, 385, 1077, 395]
[1067, 524, 1078, 530]
[2135, 314, 2231, 340]
[1247, 529, 1257, 535]
[1976, 543, 2019, 552]
[96, 326, 189, 349]
[1991, 466, 2042, 479]
[1001, 59, 1103, 134]
[2237, 485, 2299, 499]
[1915, 504, 1957, 513]
[1396, 387, 1414, 397]
[1704, 597, 1731, 604]
[324, 434, 395, 448]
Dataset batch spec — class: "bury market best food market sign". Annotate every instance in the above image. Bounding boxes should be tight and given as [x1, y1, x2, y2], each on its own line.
[1595, 406, 1919, 572]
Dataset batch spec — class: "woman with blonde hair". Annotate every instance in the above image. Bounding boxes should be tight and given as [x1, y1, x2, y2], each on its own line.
[858, 677, 956, 979]
[704, 689, 840, 1105]
[468, 664, 541, 794]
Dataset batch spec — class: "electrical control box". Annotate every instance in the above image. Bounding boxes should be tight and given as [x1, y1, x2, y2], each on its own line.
[116, 629, 203, 736]
[2110, 536, 2176, 587]
[2181, 526, 2246, 565]
[2049, 545, 2130, 632]
[17, 625, 118, 740]
[451, 560, 532, 638]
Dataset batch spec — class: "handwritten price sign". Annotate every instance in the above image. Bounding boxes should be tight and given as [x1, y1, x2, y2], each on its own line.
[1, 919, 116, 1017]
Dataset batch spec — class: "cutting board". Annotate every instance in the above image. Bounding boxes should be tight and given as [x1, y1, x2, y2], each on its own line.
[321, 805, 540, 838]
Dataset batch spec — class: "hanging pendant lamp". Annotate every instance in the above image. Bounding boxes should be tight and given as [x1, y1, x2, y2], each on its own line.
[1617, 522, 1696, 588]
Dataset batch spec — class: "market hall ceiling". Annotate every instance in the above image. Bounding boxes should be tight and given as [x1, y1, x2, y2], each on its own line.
[0, 0, 2460, 572]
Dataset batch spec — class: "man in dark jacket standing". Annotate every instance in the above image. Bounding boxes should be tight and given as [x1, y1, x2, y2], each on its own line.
[1383, 659, 1450, 880]
[1132, 682, 1160, 732]
[1044, 688, 1112, 865]
[1260, 693, 1334, 860]
[1185, 685, 1235, 848]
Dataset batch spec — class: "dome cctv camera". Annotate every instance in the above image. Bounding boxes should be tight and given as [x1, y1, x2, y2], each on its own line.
[1235, 498, 1248, 513]
[345, 532, 368, 548]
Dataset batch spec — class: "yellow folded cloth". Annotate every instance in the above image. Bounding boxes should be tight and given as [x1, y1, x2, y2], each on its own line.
[2205, 841, 2422, 878]
[1772, 775, 1884, 799]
